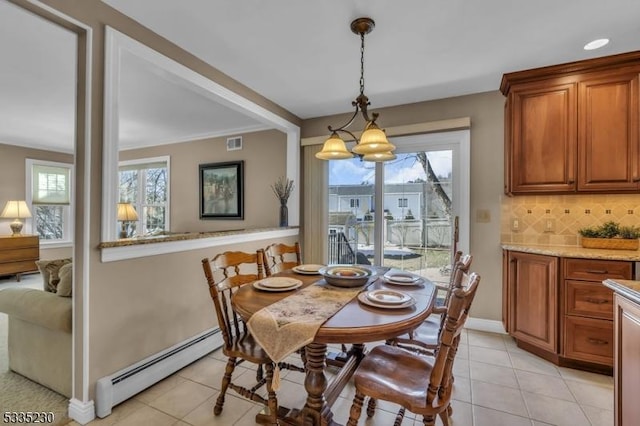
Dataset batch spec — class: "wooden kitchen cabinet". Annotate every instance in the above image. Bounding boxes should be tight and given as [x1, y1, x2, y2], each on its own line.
[501, 51, 640, 195]
[578, 71, 640, 191]
[562, 258, 632, 369]
[505, 250, 633, 373]
[0, 234, 40, 281]
[613, 294, 640, 426]
[507, 251, 558, 353]
[507, 81, 577, 193]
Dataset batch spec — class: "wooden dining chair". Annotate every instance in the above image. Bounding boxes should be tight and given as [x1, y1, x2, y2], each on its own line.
[263, 241, 302, 276]
[387, 253, 473, 356]
[347, 271, 481, 426]
[201, 249, 283, 423]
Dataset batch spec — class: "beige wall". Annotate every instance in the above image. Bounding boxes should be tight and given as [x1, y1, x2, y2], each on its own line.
[301, 91, 506, 321]
[0, 143, 74, 259]
[120, 129, 288, 232]
[24, 0, 303, 400]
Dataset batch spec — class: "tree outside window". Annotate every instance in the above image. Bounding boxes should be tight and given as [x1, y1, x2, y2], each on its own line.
[27, 159, 73, 243]
[118, 157, 169, 236]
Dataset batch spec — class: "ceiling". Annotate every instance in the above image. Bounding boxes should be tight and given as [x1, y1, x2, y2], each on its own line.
[2, 0, 640, 152]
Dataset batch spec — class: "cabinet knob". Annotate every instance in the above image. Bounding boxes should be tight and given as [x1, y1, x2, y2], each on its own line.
[568, 179, 575, 184]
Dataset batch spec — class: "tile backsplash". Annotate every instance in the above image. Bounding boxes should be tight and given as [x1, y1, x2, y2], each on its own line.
[501, 194, 640, 246]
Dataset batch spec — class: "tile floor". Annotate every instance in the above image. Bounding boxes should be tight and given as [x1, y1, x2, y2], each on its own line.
[70, 329, 614, 425]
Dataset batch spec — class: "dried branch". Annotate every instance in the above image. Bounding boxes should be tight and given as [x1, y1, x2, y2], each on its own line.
[271, 176, 294, 203]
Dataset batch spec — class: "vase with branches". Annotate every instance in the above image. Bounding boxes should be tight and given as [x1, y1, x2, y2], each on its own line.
[271, 177, 294, 227]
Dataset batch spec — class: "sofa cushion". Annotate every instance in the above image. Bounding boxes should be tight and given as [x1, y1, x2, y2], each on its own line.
[56, 263, 73, 297]
[0, 288, 72, 333]
[35, 258, 72, 292]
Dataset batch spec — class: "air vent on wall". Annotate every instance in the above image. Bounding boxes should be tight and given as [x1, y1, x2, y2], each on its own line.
[226, 136, 242, 151]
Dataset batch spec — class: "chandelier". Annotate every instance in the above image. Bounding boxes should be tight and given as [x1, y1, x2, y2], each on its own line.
[315, 17, 396, 162]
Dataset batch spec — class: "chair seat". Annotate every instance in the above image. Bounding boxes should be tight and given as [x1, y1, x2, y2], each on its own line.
[354, 345, 438, 414]
[224, 332, 271, 364]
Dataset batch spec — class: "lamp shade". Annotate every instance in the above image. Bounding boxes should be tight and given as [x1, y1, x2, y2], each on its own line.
[351, 121, 395, 155]
[117, 203, 139, 221]
[362, 151, 397, 162]
[315, 133, 354, 160]
[1, 200, 32, 219]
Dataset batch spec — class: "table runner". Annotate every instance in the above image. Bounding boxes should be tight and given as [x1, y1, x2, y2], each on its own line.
[247, 282, 361, 389]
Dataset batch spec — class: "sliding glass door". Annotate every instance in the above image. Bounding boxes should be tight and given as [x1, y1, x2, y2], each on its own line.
[327, 130, 469, 285]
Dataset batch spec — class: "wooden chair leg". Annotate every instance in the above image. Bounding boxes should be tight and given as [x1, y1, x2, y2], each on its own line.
[422, 414, 436, 426]
[393, 407, 406, 426]
[366, 397, 376, 417]
[215, 357, 237, 415]
[439, 409, 452, 426]
[256, 363, 264, 382]
[264, 363, 279, 425]
[347, 391, 365, 426]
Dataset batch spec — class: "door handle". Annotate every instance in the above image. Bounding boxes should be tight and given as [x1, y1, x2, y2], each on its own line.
[587, 337, 608, 345]
[585, 297, 608, 304]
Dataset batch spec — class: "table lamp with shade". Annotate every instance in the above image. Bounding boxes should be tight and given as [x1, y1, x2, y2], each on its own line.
[117, 202, 139, 239]
[1, 200, 32, 236]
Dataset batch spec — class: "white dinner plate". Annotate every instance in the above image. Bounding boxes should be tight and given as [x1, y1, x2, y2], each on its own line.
[357, 292, 416, 309]
[292, 264, 325, 275]
[253, 277, 302, 292]
[381, 275, 424, 286]
[366, 289, 412, 305]
[383, 270, 421, 284]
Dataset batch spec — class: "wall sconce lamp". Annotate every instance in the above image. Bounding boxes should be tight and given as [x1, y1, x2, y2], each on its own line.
[1, 200, 32, 236]
[117, 202, 139, 239]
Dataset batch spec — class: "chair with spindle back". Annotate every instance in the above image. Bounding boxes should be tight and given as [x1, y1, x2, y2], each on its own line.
[387, 252, 473, 356]
[201, 249, 281, 423]
[263, 242, 302, 276]
[347, 270, 481, 426]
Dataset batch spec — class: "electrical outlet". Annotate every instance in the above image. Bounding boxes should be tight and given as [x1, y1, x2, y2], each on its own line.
[511, 218, 520, 231]
[544, 218, 556, 233]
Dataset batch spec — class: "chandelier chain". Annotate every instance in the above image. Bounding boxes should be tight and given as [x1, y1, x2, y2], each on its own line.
[359, 32, 365, 96]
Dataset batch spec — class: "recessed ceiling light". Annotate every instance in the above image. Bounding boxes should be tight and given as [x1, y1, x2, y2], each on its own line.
[584, 38, 609, 50]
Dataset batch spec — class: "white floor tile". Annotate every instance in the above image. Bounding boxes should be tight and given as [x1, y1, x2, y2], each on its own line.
[522, 391, 590, 426]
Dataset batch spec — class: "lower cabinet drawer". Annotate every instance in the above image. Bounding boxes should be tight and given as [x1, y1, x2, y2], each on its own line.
[565, 280, 614, 320]
[563, 316, 613, 366]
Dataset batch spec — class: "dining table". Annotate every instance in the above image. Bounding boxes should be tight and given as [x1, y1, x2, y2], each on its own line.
[231, 266, 437, 426]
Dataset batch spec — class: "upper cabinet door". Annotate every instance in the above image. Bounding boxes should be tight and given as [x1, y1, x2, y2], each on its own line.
[578, 72, 640, 191]
[509, 82, 577, 194]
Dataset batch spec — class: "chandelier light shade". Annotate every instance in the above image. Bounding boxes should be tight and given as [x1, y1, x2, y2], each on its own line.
[315, 17, 396, 162]
[1, 200, 32, 236]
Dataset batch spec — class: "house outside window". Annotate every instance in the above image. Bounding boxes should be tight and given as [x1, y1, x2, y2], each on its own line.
[26, 159, 74, 244]
[118, 156, 170, 236]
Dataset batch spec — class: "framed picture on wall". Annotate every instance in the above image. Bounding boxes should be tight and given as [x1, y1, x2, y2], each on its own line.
[199, 160, 244, 219]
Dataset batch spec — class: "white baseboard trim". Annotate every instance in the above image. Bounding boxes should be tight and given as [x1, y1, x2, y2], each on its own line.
[464, 317, 507, 334]
[68, 398, 95, 425]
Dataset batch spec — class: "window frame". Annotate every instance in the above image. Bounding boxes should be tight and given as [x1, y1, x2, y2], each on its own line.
[118, 156, 170, 238]
[25, 158, 74, 247]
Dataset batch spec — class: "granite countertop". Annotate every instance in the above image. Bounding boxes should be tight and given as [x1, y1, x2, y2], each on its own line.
[501, 243, 640, 261]
[603, 279, 640, 305]
[99, 226, 299, 249]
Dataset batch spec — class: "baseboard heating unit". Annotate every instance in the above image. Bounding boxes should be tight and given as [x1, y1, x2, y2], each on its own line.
[95, 328, 222, 418]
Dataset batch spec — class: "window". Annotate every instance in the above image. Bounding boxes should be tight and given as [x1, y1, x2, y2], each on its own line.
[398, 198, 408, 208]
[26, 159, 74, 244]
[118, 156, 170, 237]
[350, 198, 360, 208]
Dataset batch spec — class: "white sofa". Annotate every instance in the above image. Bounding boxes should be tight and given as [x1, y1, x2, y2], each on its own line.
[0, 259, 72, 397]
